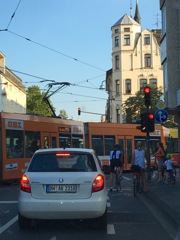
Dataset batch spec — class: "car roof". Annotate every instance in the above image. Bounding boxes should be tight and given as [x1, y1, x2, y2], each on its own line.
[34, 148, 95, 154]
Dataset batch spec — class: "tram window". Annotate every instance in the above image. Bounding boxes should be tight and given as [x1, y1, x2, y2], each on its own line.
[51, 137, 57, 148]
[92, 136, 103, 156]
[105, 136, 115, 155]
[6, 130, 24, 158]
[59, 134, 71, 148]
[72, 135, 83, 148]
[25, 131, 40, 158]
[127, 139, 132, 163]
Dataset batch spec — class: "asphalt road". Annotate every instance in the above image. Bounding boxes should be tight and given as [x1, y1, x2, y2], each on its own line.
[0, 173, 174, 240]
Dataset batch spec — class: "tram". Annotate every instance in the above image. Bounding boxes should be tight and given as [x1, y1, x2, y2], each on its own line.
[0, 112, 176, 181]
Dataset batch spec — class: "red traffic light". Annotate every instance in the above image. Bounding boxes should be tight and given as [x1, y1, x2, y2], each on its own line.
[78, 108, 81, 115]
[148, 113, 154, 119]
[144, 87, 150, 94]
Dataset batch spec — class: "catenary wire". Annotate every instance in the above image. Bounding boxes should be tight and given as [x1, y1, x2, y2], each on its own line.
[2, 29, 106, 72]
[6, 0, 22, 29]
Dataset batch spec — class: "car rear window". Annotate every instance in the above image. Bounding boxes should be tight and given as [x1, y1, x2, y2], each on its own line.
[28, 152, 97, 172]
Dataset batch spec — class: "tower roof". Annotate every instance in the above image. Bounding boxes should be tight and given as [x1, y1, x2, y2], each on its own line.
[112, 14, 140, 28]
[134, 0, 141, 24]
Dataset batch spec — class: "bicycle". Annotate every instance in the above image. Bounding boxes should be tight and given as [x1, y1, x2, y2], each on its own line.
[163, 166, 176, 184]
[131, 165, 143, 197]
[114, 166, 122, 192]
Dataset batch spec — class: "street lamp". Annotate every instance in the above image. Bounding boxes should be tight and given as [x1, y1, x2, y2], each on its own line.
[99, 80, 106, 90]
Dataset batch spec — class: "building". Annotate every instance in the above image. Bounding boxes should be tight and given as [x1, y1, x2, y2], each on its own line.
[0, 52, 26, 113]
[159, 0, 180, 159]
[105, 1, 163, 123]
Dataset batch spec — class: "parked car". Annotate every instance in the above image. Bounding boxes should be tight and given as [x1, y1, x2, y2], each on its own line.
[18, 148, 107, 230]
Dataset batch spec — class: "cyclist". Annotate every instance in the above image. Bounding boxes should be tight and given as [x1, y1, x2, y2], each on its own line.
[154, 142, 165, 182]
[131, 141, 147, 193]
[164, 154, 173, 183]
[109, 144, 123, 192]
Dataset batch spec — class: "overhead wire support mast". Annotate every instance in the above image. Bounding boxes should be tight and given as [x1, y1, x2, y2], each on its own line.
[43, 82, 71, 117]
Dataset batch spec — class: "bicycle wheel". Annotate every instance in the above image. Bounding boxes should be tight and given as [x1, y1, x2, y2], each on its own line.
[137, 173, 143, 193]
[147, 165, 158, 182]
[163, 172, 167, 184]
[172, 169, 176, 184]
[115, 172, 121, 192]
[133, 176, 137, 197]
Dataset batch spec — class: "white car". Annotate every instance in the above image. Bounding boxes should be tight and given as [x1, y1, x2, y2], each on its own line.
[18, 148, 107, 230]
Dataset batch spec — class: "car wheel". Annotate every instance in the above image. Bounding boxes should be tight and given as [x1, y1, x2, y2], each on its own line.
[18, 213, 32, 229]
[91, 208, 107, 231]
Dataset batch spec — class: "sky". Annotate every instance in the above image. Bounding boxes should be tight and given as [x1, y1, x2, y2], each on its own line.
[0, 0, 161, 122]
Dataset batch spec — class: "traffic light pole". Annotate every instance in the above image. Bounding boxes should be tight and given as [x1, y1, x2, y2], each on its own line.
[146, 105, 151, 181]
[146, 130, 151, 180]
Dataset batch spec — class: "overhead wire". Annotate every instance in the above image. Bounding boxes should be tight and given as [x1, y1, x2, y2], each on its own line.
[6, 0, 22, 29]
[2, 29, 106, 72]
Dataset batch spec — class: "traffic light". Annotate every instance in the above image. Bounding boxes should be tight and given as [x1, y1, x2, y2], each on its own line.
[140, 113, 147, 132]
[140, 112, 155, 132]
[143, 87, 151, 107]
[147, 113, 155, 132]
[78, 107, 81, 115]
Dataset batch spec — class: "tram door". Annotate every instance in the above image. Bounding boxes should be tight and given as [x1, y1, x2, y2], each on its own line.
[41, 132, 58, 149]
[118, 136, 133, 170]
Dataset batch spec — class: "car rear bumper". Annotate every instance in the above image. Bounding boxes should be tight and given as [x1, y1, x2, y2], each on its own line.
[18, 191, 107, 220]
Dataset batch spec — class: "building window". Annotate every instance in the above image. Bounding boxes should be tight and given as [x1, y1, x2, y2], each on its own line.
[144, 54, 151, 67]
[124, 35, 130, 45]
[140, 79, 147, 90]
[116, 80, 120, 95]
[116, 109, 120, 123]
[144, 34, 150, 45]
[125, 79, 131, 94]
[149, 78, 157, 86]
[115, 36, 119, 47]
[115, 55, 119, 69]
[124, 28, 130, 32]
[115, 28, 119, 33]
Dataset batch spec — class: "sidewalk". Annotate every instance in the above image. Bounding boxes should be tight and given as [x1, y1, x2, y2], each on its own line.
[144, 169, 180, 238]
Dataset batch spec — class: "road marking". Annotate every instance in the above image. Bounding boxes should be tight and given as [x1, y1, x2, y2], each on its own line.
[0, 215, 18, 234]
[107, 224, 115, 234]
[0, 201, 18, 204]
[107, 202, 111, 207]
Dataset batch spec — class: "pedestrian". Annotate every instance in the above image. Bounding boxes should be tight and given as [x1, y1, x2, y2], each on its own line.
[164, 154, 173, 183]
[154, 142, 165, 182]
[131, 141, 147, 193]
[109, 144, 123, 192]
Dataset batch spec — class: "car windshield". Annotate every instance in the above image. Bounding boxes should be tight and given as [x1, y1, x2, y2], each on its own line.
[28, 151, 97, 172]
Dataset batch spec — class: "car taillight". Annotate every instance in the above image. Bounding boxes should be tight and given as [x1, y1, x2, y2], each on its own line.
[20, 175, 31, 193]
[92, 174, 104, 193]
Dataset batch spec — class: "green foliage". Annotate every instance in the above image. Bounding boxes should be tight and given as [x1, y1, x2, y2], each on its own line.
[26, 86, 56, 116]
[58, 109, 68, 119]
[123, 85, 163, 123]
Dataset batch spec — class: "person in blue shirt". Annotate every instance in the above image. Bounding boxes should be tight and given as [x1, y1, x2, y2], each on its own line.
[109, 144, 123, 192]
[164, 154, 173, 183]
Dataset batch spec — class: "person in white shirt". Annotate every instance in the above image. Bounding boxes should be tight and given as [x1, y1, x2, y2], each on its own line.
[132, 141, 147, 193]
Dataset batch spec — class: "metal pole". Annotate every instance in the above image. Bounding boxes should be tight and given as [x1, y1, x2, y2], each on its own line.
[146, 131, 151, 180]
[146, 105, 151, 180]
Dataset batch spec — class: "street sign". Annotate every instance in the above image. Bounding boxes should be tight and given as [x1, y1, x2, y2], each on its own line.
[156, 100, 166, 109]
[155, 109, 168, 123]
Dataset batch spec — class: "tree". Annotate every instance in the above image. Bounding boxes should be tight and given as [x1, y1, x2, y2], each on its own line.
[122, 85, 177, 128]
[59, 109, 68, 119]
[27, 86, 56, 116]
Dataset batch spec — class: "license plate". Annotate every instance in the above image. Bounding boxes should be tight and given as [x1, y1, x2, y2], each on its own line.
[46, 184, 77, 193]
